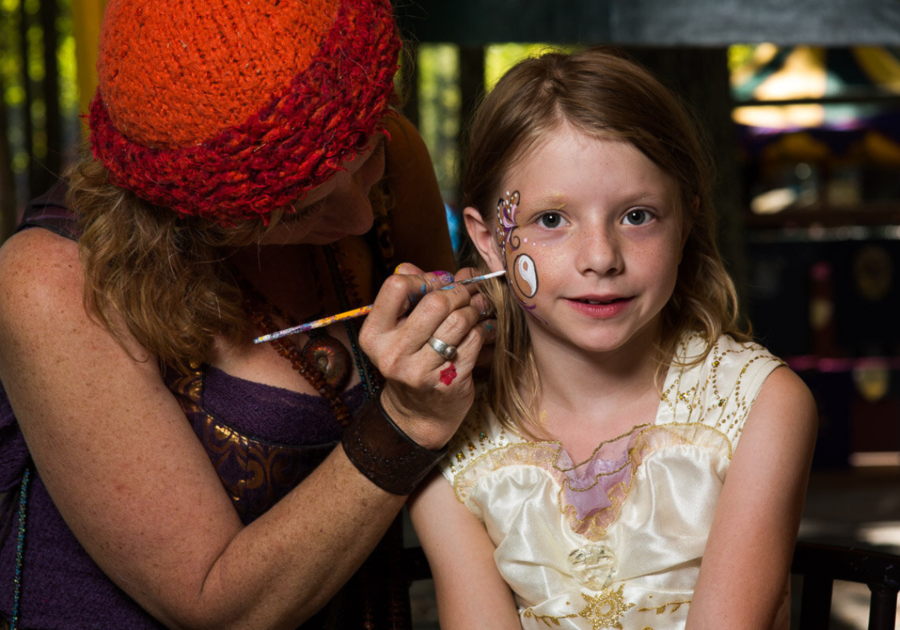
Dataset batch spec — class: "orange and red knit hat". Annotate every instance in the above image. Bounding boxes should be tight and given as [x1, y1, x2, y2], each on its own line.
[88, 0, 400, 225]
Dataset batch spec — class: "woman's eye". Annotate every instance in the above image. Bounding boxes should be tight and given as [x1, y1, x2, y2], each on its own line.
[623, 209, 651, 226]
[538, 213, 564, 228]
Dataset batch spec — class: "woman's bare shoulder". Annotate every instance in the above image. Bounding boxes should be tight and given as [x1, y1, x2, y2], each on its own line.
[0, 228, 86, 335]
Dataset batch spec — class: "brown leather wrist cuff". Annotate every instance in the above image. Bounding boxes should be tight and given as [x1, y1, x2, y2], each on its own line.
[342, 396, 448, 496]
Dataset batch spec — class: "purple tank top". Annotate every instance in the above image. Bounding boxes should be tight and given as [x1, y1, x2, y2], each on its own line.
[0, 182, 410, 628]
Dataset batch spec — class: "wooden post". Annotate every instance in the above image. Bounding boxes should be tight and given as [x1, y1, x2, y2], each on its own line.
[0, 69, 17, 244]
[456, 45, 485, 205]
[38, 0, 61, 194]
[71, 0, 105, 125]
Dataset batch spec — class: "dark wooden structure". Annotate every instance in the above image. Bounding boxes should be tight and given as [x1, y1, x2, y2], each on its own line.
[793, 542, 900, 630]
[395, 0, 900, 46]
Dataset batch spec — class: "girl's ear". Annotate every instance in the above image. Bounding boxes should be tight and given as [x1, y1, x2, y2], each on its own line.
[463, 206, 505, 272]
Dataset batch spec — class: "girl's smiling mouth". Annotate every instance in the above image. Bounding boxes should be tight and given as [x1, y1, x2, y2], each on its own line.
[570, 294, 630, 305]
[566, 296, 634, 318]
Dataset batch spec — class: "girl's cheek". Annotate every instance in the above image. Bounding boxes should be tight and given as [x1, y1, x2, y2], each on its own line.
[507, 234, 568, 302]
[507, 243, 566, 328]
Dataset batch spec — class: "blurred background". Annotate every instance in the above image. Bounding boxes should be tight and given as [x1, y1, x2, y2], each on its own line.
[1, 0, 899, 627]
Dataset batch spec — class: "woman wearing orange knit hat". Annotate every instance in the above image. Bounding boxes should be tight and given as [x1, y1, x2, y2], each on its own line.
[0, 0, 492, 628]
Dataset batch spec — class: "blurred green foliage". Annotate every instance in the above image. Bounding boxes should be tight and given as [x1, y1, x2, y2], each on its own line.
[416, 43, 581, 205]
[417, 44, 461, 202]
[1, 0, 78, 175]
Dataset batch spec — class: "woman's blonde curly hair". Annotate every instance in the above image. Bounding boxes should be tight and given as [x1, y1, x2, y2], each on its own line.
[66, 148, 280, 373]
[460, 47, 750, 435]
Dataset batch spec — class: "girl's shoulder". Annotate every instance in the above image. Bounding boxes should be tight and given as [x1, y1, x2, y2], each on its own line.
[657, 332, 785, 440]
[439, 387, 521, 485]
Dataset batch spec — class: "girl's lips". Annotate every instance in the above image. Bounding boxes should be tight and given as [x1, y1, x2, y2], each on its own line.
[565, 296, 633, 319]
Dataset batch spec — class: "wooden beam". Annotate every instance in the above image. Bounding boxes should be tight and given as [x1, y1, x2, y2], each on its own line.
[395, 0, 900, 46]
[394, 0, 610, 46]
[611, 0, 900, 46]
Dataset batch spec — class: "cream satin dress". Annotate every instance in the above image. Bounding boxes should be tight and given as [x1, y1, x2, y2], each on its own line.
[440, 334, 783, 630]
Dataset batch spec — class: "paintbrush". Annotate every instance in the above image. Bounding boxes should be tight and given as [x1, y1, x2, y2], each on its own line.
[253, 269, 506, 344]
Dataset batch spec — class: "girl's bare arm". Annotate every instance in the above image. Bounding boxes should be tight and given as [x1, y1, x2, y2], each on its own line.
[686, 367, 817, 630]
[409, 472, 522, 629]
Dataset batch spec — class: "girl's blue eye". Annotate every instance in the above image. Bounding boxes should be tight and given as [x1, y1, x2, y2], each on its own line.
[538, 213, 563, 228]
[623, 209, 651, 226]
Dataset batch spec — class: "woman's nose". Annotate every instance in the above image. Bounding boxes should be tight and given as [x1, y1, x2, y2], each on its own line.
[354, 147, 386, 191]
[331, 173, 375, 234]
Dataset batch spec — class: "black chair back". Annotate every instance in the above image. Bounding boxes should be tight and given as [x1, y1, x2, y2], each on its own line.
[792, 541, 900, 630]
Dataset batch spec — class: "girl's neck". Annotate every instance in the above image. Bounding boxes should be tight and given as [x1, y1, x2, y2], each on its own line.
[527, 325, 666, 448]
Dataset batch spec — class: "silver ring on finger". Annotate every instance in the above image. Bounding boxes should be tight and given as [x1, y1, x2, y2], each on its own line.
[427, 336, 457, 361]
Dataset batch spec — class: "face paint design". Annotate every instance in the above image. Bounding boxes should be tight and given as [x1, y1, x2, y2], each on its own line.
[495, 190, 546, 324]
[496, 190, 521, 252]
[514, 254, 538, 297]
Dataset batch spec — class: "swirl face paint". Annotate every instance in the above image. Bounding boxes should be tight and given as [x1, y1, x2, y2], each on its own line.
[496, 191, 547, 323]
[514, 254, 538, 297]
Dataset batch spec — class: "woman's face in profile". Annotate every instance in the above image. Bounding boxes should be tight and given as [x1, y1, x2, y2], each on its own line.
[260, 132, 387, 245]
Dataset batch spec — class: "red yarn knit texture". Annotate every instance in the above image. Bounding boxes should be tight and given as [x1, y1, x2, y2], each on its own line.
[89, 0, 400, 225]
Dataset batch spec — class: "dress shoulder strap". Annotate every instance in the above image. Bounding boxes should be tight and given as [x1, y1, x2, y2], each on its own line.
[16, 179, 80, 241]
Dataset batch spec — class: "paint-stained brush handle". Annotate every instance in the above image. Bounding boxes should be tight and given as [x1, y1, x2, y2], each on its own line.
[252, 269, 505, 344]
[253, 305, 373, 343]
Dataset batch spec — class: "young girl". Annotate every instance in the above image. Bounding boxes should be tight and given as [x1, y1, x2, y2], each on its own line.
[410, 48, 817, 629]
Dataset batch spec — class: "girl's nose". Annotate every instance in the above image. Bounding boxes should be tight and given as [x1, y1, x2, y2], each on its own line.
[576, 225, 623, 276]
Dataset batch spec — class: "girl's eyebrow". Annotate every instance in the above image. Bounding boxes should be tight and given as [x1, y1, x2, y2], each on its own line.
[520, 193, 567, 211]
[528, 189, 671, 211]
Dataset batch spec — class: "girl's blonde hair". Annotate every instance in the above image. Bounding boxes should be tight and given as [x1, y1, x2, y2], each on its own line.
[461, 47, 750, 433]
[67, 149, 276, 373]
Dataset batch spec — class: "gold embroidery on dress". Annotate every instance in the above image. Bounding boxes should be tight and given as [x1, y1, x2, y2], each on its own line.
[520, 609, 579, 626]
[638, 599, 692, 615]
[447, 389, 508, 475]
[657, 334, 782, 446]
[577, 586, 635, 630]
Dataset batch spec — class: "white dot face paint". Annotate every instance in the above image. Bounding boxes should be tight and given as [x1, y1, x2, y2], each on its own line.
[514, 254, 538, 298]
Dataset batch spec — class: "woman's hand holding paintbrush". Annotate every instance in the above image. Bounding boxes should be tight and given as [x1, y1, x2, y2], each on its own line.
[356, 264, 502, 450]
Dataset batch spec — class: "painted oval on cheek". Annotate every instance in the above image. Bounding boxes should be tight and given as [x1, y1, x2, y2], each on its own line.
[514, 254, 538, 298]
